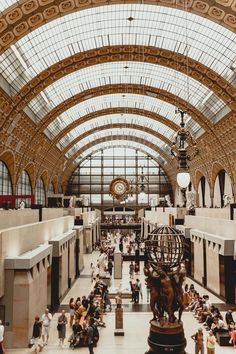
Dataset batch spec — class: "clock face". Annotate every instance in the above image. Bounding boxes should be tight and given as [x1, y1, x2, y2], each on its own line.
[114, 182, 126, 194]
[109, 177, 130, 201]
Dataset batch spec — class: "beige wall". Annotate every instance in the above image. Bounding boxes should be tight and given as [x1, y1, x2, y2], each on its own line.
[42, 208, 64, 221]
[185, 216, 236, 238]
[79, 232, 84, 271]
[69, 238, 76, 282]
[0, 216, 74, 298]
[206, 246, 220, 295]
[9, 263, 48, 348]
[0, 209, 38, 230]
[195, 208, 230, 220]
[145, 208, 186, 225]
[60, 250, 68, 298]
[193, 239, 204, 284]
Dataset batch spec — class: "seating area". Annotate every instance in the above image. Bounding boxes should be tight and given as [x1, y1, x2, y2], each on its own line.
[184, 284, 236, 347]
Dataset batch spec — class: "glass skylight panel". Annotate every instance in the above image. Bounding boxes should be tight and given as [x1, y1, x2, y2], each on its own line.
[28, 61, 225, 122]
[48, 112, 175, 143]
[65, 128, 168, 158]
[47, 93, 201, 138]
[1, 4, 236, 91]
[0, 0, 16, 12]
[74, 140, 162, 163]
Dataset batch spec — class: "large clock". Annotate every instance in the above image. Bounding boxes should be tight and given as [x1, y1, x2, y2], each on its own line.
[109, 177, 130, 201]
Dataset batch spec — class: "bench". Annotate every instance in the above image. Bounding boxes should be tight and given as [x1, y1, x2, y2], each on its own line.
[216, 332, 232, 346]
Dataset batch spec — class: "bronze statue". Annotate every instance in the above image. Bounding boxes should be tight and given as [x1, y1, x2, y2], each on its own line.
[144, 226, 187, 354]
[144, 263, 186, 324]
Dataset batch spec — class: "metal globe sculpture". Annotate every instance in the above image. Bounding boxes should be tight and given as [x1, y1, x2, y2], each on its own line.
[144, 225, 185, 270]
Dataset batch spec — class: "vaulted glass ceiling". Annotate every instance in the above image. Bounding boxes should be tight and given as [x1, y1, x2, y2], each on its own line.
[27, 61, 226, 123]
[0, 0, 15, 12]
[64, 128, 171, 159]
[1, 4, 236, 90]
[45, 93, 202, 142]
[47, 113, 175, 146]
[73, 141, 166, 166]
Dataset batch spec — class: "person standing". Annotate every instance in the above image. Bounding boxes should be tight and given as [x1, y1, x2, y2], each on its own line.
[57, 310, 68, 347]
[107, 259, 113, 277]
[32, 316, 43, 354]
[41, 308, 52, 346]
[206, 330, 216, 354]
[191, 327, 204, 354]
[129, 261, 134, 279]
[69, 298, 75, 327]
[87, 317, 95, 354]
[134, 279, 140, 304]
[0, 320, 5, 354]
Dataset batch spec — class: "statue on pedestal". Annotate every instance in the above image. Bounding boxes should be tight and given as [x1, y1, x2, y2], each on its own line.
[223, 194, 231, 207]
[144, 226, 187, 354]
[19, 200, 25, 209]
[186, 190, 196, 214]
[115, 291, 122, 308]
[97, 251, 108, 275]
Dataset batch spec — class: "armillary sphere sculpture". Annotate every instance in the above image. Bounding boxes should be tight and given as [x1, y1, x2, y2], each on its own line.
[144, 226, 187, 354]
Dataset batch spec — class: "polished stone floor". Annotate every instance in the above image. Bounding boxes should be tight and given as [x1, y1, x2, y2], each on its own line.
[9, 251, 235, 353]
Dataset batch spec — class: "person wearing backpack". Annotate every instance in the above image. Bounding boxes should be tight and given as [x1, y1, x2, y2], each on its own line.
[87, 318, 99, 354]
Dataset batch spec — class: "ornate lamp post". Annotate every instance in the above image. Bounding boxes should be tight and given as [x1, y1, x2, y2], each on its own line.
[171, 109, 199, 189]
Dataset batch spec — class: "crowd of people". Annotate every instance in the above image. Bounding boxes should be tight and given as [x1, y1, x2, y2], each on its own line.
[30, 274, 113, 353]
[103, 216, 141, 225]
[184, 283, 236, 353]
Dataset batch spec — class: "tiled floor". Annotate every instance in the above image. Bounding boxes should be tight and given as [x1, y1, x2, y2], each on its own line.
[9, 251, 235, 353]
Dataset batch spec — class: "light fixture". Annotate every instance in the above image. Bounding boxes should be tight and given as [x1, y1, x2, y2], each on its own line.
[171, 109, 199, 189]
[138, 166, 148, 198]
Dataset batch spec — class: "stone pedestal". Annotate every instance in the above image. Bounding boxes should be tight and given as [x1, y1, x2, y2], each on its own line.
[145, 320, 186, 354]
[114, 307, 124, 336]
[114, 251, 122, 279]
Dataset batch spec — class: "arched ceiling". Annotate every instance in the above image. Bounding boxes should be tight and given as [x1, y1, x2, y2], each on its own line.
[59, 124, 173, 158]
[60, 135, 177, 184]
[24, 61, 227, 123]
[78, 143, 167, 169]
[49, 108, 179, 147]
[1, 2, 236, 57]
[53, 114, 175, 150]
[0, 1, 235, 183]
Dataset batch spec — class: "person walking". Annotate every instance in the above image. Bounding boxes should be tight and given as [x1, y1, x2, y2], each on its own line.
[41, 308, 52, 346]
[0, 320, 5, 354]
[87, 317, 96, 354]
[57, 310, 68, 347]
[206, 330, 216, 354]
[191, 327, 204, 354]
[32, 316, 43, 354]
[129, 261, 134, 279]
[69, 298, 75, 327]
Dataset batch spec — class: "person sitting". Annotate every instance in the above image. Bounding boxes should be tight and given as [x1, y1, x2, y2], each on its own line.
[68, 320, 83, 349]
[225, 309, 235, 328]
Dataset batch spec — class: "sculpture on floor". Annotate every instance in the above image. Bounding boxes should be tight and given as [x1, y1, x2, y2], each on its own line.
[223, 194, 231, 207]
[97, 251, 108, 275]
[144, 226, 187, 354]
[186, 190, 196, 214]
[19, 200, 25, 209]
[164, 194, 172, 207]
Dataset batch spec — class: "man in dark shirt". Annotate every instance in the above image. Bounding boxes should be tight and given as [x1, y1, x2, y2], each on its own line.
[87, 318, 95, 354]
[82, 296, 89, 310]
[225, 309, 235, 327]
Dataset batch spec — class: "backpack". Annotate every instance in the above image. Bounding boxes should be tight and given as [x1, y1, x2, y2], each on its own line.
[92, 325, 99, 342]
